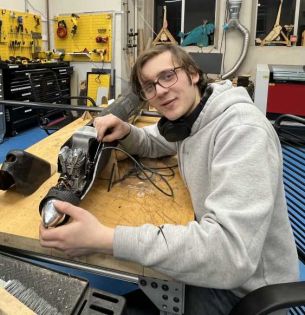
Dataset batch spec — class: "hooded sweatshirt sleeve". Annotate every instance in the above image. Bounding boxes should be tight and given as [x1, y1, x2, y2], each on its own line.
[113, 118, 282, 289]
[119, 123, 177, 157]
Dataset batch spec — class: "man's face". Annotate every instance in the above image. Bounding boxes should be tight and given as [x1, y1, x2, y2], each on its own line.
[140, 51, 201, 121]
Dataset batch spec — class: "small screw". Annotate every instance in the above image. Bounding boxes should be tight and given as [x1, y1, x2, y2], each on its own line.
[151, 282, 158, 288]
[139, 279, 147, 286]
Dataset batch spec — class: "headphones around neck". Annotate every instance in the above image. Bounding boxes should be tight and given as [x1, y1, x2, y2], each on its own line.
[157, 86, 213, 142]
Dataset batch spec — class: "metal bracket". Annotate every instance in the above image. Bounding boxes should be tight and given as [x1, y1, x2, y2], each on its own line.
[138, 276, 185, 315]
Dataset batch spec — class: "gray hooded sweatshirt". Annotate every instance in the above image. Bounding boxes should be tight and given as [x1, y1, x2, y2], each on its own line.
[113, 80, 299, 297]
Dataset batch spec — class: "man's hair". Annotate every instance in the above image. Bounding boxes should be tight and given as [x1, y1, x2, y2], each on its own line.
[131, 45, 207, 100]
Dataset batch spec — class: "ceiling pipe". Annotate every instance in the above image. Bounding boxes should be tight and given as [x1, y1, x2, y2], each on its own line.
[221, 0, 250, 80]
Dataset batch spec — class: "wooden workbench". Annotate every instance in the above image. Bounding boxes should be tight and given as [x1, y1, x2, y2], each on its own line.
[0, 115, 194, 279]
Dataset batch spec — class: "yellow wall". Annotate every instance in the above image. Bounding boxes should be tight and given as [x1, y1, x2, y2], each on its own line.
[0, 9, 42, 61]
[53, 13, 112, 63]
[87, 73, 111, 106]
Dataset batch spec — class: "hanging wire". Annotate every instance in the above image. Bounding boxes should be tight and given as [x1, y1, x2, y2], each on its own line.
[101, 146, 175, 197]
[137, 8, 158, 37]
[25, 0, 48, 20]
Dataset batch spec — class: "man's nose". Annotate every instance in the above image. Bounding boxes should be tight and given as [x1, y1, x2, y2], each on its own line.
[155, 83, 168, 96]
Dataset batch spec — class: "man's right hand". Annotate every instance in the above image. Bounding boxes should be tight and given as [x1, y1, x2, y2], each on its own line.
[93, 114, 131, 142]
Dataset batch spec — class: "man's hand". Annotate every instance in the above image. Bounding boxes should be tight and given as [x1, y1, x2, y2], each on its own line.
[93, 114, 131, 142]
[39, 201, 114, 257]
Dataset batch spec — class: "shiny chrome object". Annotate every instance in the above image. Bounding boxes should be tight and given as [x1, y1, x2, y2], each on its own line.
[41, 199, 65, 228]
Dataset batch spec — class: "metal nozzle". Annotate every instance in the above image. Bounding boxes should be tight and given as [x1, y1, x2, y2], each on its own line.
[228, 0, 242, 20]
[41, 199, 65, 228]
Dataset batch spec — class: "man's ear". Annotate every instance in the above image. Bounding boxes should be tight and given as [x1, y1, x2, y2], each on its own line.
[191, 72, 200, 85]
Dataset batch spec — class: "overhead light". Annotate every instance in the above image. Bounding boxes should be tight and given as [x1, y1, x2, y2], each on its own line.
[165, 0, 182, 3]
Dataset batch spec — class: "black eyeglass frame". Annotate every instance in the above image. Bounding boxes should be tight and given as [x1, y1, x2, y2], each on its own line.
[139, 66, 182, 101]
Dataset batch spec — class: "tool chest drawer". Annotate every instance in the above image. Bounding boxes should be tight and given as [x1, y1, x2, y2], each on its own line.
[0, 62, 73, 136]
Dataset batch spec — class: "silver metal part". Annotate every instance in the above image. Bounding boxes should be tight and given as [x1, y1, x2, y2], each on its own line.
[138, 276, 185, 315]
[58, 146, 87, 193]
[58, 146, 69, 174]
[227, 0, 242, 20]
[41, 199, 65, 228]
[222, 0, 250, 80]
[4, 279, 61, 314]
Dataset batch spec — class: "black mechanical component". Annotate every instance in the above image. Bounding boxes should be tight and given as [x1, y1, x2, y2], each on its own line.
[39, 92, 141, 228]
[39, 125, 115, 227]
[0, 150, 54, 195]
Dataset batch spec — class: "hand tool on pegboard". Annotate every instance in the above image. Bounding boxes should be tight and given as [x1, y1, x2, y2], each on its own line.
[71, 14, 80, 37]
[0, 253, 126, 315]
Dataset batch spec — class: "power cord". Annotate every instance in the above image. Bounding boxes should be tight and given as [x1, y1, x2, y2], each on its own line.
[101, 146, 176, 197]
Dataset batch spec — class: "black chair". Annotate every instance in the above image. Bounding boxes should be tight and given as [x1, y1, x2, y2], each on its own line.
[230, 114, 305, 315]
[28, 69, 97, 135]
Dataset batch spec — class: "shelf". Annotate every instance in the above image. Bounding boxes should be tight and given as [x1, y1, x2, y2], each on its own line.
[66, 52, 91, 58]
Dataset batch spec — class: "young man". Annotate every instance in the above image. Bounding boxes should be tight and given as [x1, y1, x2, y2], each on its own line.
[40, 45, 299, 315]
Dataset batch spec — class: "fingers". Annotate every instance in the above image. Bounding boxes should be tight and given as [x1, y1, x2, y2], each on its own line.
[53, 200, 83, 218]
[102, 128, 125, 142]
[94, 115, 115, 141]
[39, 222, 64, 242]
[94, 121, 109, 142]
[93, 114, 130, 142]
[39, 223, 72, 251]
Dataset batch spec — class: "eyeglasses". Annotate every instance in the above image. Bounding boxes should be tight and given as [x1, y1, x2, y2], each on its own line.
[140, 67, 182, 101]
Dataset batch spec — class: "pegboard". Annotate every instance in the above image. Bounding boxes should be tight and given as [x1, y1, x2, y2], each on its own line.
[0, 9, 42, 61]
[54, 12, 113, 63]
[87, 72, 111, 106]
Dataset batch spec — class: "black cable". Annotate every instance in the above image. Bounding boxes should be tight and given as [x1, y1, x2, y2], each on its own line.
[107, 162, 116, 192]
[135, 158, 177, 178]
[124, 156, 176, 184]
[101, 146, 175, 197]
[95, 74, 102, 84]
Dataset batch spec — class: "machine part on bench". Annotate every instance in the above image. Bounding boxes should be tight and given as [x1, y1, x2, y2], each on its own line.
[39, 125, 114, 228]
[41, 199, 67, 228]
[73, 285, 127, 315]
[138, 276, 185, 315]
[39, 92, 142, 228]
[0, 150, 55, 195]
